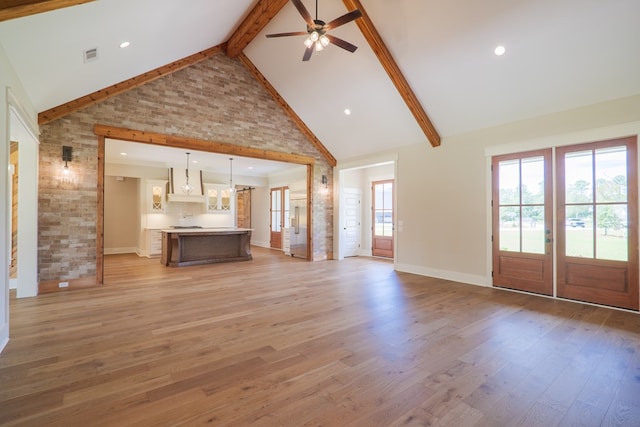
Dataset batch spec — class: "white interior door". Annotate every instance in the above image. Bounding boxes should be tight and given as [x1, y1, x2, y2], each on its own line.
[343, 188, 361, 257]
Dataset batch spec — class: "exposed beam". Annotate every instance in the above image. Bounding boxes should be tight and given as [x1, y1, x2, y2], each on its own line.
[94, 124, 316, 166]
[38, 44, 227, 125]
[0, 0, 94, 22]
[226, 0, 289, 58]
[343, 0, 441, 147]
[238, 53, 337, 167]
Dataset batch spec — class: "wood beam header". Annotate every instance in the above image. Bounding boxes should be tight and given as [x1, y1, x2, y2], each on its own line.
[94, 124, 316, 166]
[0, 0, 94, 22]
[342, 0, 441, 147]
[38, 44, 226, 125]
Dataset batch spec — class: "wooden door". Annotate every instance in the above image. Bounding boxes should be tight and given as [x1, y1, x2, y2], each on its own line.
[492, 149, 553, 295]
[372, 180, 393, 258]
[270, 187, 289, 249]
[556, 137, 638, 310]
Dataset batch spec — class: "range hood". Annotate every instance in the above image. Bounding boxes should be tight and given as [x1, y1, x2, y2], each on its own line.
[167, 167, 206, 203]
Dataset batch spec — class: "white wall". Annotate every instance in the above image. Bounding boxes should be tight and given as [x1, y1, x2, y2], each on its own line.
[1, 42, 38, 353]
[104, 176, 139, 253]
[250, 186, 270, 247]
[391, 95, 640, 287]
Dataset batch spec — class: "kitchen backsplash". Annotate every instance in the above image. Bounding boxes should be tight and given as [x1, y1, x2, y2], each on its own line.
[144, 201, 234, 229]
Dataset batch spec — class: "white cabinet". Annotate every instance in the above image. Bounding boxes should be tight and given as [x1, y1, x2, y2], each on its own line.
[146, 180, 167, 213]
[144, 229, 163, 257]
[283, 227, 291, 256]
[204, 184, 233, 213]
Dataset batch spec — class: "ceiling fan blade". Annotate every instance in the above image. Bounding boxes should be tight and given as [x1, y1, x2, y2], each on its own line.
[325, 9, 362, 30]
[291, 0, 314, 27]
[266, 31, 308, 38]
[326, 34, 358, 53]
[302, 44, 314, 61]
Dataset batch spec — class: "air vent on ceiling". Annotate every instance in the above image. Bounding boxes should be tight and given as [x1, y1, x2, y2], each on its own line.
[83, 47, 98, 63]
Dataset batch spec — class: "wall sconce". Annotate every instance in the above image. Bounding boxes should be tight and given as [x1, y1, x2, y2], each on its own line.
[321, 174, 329, 194]
[59, 145, 78, 187]
[62, 146, 72, 175]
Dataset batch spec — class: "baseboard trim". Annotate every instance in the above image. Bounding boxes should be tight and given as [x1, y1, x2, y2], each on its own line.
[104, 247, 137, 255]
[395, 263, 489, 287]
[39, 276, 99, 294]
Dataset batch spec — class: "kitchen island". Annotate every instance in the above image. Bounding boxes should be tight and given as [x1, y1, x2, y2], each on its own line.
[160, 227, 252, 267]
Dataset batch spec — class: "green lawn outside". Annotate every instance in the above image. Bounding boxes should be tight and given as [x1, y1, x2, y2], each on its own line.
[499, 227, 627, 261]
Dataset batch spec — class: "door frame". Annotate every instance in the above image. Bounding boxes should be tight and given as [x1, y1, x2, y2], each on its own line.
[371, 179, 394, 258]
[95, 124, 315, 286]
[489, 135, 640, 311]
[269, 186, 289, 249]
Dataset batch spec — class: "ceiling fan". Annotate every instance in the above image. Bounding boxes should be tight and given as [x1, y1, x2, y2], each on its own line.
[266, 0, 363, 61]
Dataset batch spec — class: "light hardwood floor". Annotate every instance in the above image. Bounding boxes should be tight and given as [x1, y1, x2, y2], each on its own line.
[1, 247, 640, 426]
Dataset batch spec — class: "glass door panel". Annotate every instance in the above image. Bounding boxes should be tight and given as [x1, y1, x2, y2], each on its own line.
[372, 180, 393, 258]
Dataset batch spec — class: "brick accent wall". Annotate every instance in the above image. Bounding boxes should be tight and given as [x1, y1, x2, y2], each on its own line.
[39, 54, 333, 283]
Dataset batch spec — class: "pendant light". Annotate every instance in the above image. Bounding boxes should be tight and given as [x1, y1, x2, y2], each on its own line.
[229, 157, 236, 195]
[181, 152, 193, 194]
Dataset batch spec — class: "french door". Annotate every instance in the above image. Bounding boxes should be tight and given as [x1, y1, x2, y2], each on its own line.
[270, 187, 289, 249]
[557, 137, 638, 310]
[492, 149, 553, 295]
[492, 136, 639, 310]
[372, 180, 394, 258]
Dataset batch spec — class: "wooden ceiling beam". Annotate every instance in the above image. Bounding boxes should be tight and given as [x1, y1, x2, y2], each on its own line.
[238, 53, 337, 167]
[226, 0, 289, 58]
[343, 0, 441, 147]
[38, 44, 226, 125]
[94, 124, 316, 166]
[0, 0, 94, 22]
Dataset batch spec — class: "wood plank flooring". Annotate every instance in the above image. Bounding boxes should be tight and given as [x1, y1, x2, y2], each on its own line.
[1, 247, 640, 426]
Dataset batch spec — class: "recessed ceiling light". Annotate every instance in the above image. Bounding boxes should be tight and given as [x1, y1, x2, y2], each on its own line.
[120, 152, 127, 156]
[248, 166, 254, 170]
[120, 41, 130, 49]
[494, 45, 506, 56]
[344, 108, 351, 115]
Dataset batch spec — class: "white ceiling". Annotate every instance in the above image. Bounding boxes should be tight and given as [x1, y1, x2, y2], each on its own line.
[1, 0, 639, 162]
[105, 139, 301, 177]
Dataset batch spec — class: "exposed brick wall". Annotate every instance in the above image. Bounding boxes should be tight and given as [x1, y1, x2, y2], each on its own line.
[39, 53, 333, 283]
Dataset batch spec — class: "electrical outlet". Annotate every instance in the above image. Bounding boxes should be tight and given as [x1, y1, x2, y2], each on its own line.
[58, 281, 69, 288]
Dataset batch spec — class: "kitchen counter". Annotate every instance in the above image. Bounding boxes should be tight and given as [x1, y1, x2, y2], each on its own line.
[160, 228, 252, 267]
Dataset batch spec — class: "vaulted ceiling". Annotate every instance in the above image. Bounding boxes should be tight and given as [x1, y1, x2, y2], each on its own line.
[1, 0, 639, 163]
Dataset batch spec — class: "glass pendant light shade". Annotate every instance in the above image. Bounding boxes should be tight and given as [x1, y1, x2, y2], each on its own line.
[181, 152, 193, 194]
[304, 37, 313, 48]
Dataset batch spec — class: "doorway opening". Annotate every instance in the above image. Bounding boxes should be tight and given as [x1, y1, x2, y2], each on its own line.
[96, 124, 315, 286]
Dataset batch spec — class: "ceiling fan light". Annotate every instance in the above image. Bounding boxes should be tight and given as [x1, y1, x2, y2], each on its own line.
[310, 31, 319, 42]
[320, 35, 330, 47]
[315, 41, 324, 52]
[304, 37, 313, 48]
